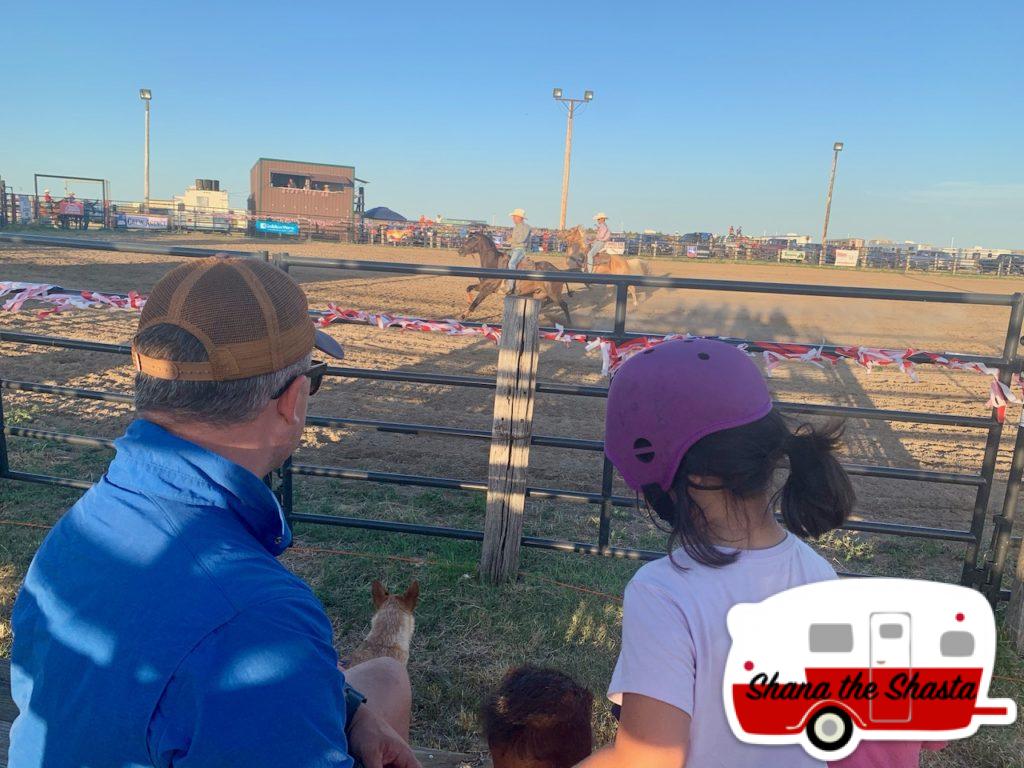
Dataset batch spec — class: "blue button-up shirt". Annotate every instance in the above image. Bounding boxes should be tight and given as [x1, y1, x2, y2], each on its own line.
[10, 419, 353, 767]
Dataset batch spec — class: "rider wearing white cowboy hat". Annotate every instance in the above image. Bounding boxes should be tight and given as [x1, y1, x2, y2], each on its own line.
[587, 212, 611, 273]
[506, 208, 530, 292]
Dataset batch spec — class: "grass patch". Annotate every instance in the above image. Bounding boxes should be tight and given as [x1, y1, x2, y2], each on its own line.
[2, 443, 1022, 762]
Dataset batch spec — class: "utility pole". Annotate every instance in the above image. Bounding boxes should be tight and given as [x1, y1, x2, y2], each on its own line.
[140, 89, 152, 212]
[552, 88, 594, 230]
[819, 141, 843, 265]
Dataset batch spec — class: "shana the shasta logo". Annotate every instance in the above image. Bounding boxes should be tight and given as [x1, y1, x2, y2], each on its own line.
[723, 579, 1016, 761]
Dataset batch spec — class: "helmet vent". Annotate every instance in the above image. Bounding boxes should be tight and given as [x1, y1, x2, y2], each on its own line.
[633, 438, 656, 463]
[698, 352, 710, 360]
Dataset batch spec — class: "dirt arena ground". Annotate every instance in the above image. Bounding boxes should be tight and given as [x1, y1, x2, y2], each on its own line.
[3, 230, 1024, 585]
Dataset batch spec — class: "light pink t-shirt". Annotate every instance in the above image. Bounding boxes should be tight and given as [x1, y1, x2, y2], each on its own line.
[608, 533, 836, 768]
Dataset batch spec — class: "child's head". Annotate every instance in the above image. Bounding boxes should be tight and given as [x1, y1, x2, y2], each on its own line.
[605, 339, 854, 566]
[482, 666, 593, 768]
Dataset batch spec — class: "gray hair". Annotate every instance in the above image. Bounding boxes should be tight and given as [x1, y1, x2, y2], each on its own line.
[133, 324, 311, 426]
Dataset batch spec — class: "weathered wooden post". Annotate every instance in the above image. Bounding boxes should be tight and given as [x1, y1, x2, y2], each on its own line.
[480, 295, 541, 583]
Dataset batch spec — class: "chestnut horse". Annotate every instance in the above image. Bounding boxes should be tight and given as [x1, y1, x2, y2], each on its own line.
[563, 225, 650, 307]
[457, 232, 571, 324]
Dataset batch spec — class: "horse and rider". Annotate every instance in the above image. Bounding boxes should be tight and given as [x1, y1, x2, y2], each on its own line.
[457, 208, 649, 322]
[457, 220, 572, 324]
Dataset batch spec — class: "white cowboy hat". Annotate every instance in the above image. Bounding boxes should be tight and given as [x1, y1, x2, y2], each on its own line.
[593, 212, 608, 221]
[508, 208, 527, 218]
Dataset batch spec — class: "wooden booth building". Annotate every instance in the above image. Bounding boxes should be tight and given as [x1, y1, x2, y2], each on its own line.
[249, 158, 360, 237]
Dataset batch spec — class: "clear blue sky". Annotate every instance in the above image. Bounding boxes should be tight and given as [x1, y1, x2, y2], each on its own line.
[2, 1, 1021, 247]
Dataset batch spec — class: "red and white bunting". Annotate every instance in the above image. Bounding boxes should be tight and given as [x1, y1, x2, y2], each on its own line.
[1, 281, 1019, 417]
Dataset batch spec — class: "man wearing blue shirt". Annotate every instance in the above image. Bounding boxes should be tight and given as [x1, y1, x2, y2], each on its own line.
[9, 257, 420, 768]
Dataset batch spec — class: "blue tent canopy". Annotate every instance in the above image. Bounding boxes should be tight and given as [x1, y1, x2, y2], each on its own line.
[364, 206, 407, 222]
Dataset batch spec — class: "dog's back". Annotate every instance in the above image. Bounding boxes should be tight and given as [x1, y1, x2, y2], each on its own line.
[348, 580, 419, 667]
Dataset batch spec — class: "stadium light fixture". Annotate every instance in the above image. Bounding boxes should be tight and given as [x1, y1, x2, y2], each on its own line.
[140, 89, 152, 211]
[552, 88, 596, 229]
[820, 141, 845, 266]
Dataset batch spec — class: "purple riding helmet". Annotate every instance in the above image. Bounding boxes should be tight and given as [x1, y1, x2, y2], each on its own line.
[604, 338, 773, 492]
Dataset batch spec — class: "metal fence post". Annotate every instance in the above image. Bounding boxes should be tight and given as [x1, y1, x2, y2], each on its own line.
[986, 421, 1024, 603]
[0, 388, 10, 480]
[613, 284, 629, 339]
[965, 292, 1024, 589]
[598, 456, 614, 552]
[480, 296, 541, 583]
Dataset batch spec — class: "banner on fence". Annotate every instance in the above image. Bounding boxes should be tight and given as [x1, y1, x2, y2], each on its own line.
[255, 219, 300, 235]
[116, 213, 168, 230]
[172, 212, 231, 232]
[2, 279, 1021, 418]
[834, 249, 860, 267]
[17, 195, 35, 223]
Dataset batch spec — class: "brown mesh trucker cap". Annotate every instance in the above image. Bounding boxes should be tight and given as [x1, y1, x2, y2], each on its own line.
[131, 257, 343, 382]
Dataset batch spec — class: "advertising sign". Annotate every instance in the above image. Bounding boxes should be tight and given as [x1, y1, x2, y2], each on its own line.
[780, 249, 806, 262]
[255, 219, 300, 235]
[17, 195, 34, 223]
[116, 213, 169, 230]
[834, 249, 860, 267]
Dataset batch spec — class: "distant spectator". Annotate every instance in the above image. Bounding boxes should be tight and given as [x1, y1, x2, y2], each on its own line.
[482, 666, 593, 768]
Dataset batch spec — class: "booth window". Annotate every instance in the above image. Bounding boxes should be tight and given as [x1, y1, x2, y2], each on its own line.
[271, 173, 309, 189]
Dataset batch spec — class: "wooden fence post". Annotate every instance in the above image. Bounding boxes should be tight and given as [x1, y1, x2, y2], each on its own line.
[480, 295, 540, 584]
[1009, 544, 1024, 654]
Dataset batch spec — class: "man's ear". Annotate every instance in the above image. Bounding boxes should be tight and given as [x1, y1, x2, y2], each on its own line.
[274, 374, 305, 425]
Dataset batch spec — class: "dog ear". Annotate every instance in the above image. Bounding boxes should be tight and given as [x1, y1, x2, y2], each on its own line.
[401, 580, 420, 611]
[371, 580, 389, 608]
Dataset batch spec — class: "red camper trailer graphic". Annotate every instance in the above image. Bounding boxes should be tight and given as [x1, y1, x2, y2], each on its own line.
[724, 579, 1016, 760]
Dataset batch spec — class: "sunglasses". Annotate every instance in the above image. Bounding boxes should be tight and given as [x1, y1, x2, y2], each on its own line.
[272, 360, 328, 400]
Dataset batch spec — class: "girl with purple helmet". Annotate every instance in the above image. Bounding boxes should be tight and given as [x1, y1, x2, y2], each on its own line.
[578, 338, 855, 768]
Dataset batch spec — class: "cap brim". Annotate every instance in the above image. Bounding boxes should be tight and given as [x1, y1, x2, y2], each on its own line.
[314, 328, 345, 360]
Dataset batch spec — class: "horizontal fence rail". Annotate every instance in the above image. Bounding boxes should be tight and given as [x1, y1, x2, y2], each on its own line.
[2, 233, 1023, 598]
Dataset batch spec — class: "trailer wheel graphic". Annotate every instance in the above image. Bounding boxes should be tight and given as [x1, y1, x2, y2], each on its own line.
[806, 707, 854, 752]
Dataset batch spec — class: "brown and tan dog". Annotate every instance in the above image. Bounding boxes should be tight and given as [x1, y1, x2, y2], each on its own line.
[348, 580, 419, 667]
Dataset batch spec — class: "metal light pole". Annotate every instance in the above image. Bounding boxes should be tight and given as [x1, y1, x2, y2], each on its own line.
[139, 89, 152, 212]
[819, 141, 843, 265]
[552, 88, 593, 230]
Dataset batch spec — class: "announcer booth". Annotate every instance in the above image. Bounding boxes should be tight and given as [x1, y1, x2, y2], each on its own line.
[249, 158, 357, 239]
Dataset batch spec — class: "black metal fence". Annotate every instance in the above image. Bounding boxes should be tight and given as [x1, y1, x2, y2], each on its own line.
[1, 232, 1022, 601]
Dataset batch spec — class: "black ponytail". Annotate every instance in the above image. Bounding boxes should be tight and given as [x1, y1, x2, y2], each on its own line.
[777, 422, 854, 537]
[643, 409, 854, 568]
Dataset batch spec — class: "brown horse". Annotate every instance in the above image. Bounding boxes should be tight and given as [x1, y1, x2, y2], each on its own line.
[563, 226, 650, 307]
[457, 232, 572, 324]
